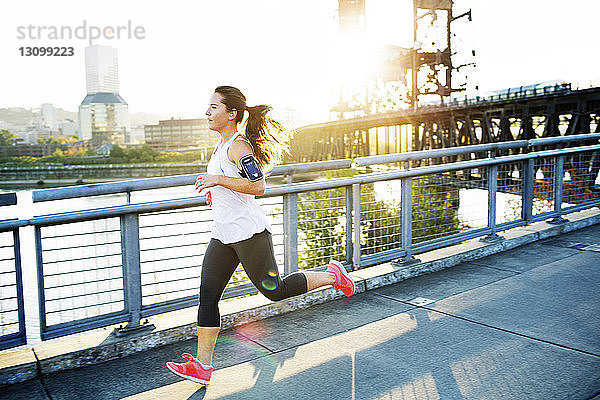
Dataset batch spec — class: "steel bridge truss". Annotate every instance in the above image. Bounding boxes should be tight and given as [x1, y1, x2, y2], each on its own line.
[292, 84, 600, 162]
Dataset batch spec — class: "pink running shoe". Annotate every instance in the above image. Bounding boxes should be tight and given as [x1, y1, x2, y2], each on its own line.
[326, 260, 355, 297]
[166, 353, 213, 385]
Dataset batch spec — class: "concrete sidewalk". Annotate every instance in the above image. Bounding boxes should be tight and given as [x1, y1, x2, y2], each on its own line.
[3, 224, 600, 399]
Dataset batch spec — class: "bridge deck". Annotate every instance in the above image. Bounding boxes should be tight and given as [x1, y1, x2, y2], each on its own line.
[3, 224, 600, 400]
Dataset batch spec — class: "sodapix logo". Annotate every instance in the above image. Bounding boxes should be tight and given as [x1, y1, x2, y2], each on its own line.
[16, 20, 146, 45]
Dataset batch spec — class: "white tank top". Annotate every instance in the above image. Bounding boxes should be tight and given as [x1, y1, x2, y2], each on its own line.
[205, 132, 271, 244]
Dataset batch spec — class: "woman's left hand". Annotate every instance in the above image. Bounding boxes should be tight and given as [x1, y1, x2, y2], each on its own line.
[195, 174, 220, 192]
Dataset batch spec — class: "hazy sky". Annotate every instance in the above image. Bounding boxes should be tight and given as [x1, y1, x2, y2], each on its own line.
[1, 0, 598, 123]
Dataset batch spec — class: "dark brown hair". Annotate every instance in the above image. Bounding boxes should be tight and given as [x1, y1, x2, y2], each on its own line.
[214, 85, 289, 171]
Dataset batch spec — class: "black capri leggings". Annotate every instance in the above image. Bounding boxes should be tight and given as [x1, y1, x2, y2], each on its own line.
[198, 229, 308, 327]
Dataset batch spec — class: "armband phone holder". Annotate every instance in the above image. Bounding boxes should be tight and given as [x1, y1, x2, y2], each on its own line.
[239, 154, 264, 182]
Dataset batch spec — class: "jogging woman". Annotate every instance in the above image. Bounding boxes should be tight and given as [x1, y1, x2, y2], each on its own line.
[166, 86, 355, 385]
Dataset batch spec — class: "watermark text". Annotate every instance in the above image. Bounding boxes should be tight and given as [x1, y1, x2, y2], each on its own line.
[16, 20, 146, 45]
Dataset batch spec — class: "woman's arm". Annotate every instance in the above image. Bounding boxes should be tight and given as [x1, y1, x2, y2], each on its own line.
[195, 140, 266, 196]
[196, 174, 265, 196]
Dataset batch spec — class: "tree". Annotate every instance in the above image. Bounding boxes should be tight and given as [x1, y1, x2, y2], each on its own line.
[56, 136, 75, 144]
[110, 145, 126, 158]
[52, 148, 64, 157]
[0, 129, 15, 146]
[125, 144, 157, 162]
[296, 170, 463, 270]
[65, 146, 87, 157]
[410, 177, 461, 244]
[37, 136, 59, 144]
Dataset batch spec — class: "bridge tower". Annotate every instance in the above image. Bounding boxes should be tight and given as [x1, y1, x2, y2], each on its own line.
[411, 0, 473, 107]
[409, 0, 473, 156]
[336, 0, 473, 112]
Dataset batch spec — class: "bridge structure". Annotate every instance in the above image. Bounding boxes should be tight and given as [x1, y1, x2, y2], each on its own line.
[291, 82, 600, 162]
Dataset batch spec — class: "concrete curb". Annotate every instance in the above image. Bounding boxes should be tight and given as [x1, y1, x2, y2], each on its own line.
[1, 208, 599, 386]
[0, 349, 37, 386]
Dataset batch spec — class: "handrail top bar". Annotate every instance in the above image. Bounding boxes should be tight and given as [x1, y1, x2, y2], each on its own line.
[356, 144, 600, 183]
[31, 133, 599, 202]
[32, 174, 200, 203]
[0, 218, 26, 231]
[355, 141, 528, 166]
[31, 159, 355, 203]
[354, 133, 600, 166]
[532, 133, 600, 145]
[0, 192, 17, 207]
[271, 159, 353, 175]
[28, 196, 209, 226]
[25, 143, 600, 226]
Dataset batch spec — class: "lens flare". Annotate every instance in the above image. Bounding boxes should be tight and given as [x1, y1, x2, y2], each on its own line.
[217, 334, 279, 367]
[261, 279, 277, 291]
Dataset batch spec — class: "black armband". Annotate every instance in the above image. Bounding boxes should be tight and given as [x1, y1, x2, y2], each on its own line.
[238, 154, 264, 182]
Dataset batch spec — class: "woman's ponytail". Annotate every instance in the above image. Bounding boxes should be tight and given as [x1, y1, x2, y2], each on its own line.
[244, 105, 289, 172]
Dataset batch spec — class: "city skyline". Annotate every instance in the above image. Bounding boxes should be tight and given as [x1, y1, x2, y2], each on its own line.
[1, 0, 598, 125]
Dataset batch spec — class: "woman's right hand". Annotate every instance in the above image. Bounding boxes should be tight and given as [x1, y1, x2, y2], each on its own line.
[195, 174, 220, 192]
[195, 175, 212, 206]
[195, 175, 203, 193]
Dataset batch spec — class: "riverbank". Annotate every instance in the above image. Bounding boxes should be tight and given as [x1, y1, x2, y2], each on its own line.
[0, 171, 318, 190]
[0, 163, 209, 184]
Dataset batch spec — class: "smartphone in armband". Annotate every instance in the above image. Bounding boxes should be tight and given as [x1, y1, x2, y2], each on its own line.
[239, 154, 264, 182]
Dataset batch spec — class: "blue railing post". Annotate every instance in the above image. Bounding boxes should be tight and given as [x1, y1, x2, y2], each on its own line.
[116, 213, 154, 336]
[522, 158, 535, 222]
[283, 192, 299, 275]
[0, 193, 27, 350]
[34, 226, 48, 340]
[481, 165, 502, 242]
[400, 177, 415, 262]
[12, 229, 26, 347]
[17, 192, 43, 345]
[345, 185, 353, 267]
[549, 155, 567, 224]
[352, 183, 361, 270]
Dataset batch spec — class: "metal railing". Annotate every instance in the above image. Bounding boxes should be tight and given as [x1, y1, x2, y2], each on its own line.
[0, 134, 599, 347]
[0, 193, 26, 350]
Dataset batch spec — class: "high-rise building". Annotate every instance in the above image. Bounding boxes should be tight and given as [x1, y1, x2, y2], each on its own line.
[85, 45, 119, 94]
[128, 124, 146, 144]
[78, 45, 130, 146]
[40, 103, 56, 129]
[57, 120, 78, 137]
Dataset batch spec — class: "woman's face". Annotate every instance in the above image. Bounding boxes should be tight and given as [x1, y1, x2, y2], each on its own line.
[205, 92, 232, 133]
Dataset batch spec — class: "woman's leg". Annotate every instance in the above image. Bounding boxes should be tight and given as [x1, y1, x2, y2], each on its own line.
[196, 327, 220, 367]
[232, 230, 335, 300]
[196, 238, 240, 365]
[303, 270, 336, 291]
